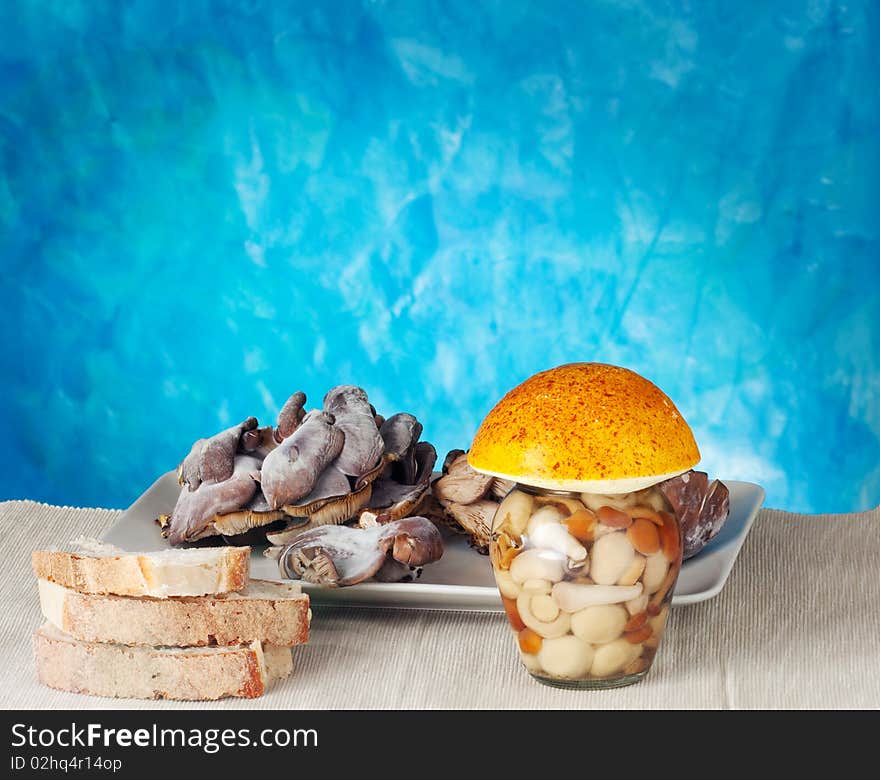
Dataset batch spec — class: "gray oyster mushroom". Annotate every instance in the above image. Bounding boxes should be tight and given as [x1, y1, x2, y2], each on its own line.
[240, 424, 277, 459]
[293, 464, 351, 506]
[275, 391, 307, 442]
[260, 410, 345, 510]
[379, 413, 423, 485]
[178, 417, 258, 491]
[322, 386, 385, 478]
[272, 516, 444, 587]
[270, 404, 435, 543]
[359, 441, 437, 526]
[168, 455, 262, 544]
[323, 385, 370, 416]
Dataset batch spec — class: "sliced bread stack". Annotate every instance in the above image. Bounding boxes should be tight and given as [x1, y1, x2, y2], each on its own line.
[32, 543, 309, 701]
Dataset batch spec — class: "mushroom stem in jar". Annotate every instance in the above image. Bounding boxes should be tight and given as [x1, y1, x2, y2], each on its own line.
[528, 522, 587, 562]
[516, 591, 572, 638]
[551, 582, 643, 612]
[533, 495, 587, 517]
[642, 552, 668, 594]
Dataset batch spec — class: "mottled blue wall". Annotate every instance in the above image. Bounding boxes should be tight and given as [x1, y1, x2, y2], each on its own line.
[2, 1, 878, 512]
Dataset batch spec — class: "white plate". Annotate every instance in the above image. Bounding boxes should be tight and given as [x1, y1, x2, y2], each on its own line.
[103, 472, 764, 611]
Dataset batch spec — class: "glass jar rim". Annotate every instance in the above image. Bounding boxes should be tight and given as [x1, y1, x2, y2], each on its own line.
[513, 482, 583, 498]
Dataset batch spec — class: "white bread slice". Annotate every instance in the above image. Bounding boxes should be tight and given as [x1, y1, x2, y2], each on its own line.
[31, 544, 250, 598]
[33, 623, 292, 700]
[38, 578, 310, 647]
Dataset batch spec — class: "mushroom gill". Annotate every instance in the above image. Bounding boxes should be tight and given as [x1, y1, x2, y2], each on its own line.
[429, 450, 515, 554]
[266, 481, 375, 546]
[359, 441, 437, 525]
[273, 516, 444, 587]
[433, 454, 494, 504]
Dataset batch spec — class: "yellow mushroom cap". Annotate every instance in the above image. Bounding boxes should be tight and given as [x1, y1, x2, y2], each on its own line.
[467, 363, 700, 494]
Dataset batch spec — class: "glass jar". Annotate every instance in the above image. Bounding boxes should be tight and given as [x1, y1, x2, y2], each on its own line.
[490, 483, 683, 689]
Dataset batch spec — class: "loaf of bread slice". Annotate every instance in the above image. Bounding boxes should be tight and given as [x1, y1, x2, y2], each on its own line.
[33, 623, 292, 700]
[38, 578, 310, 647]
[32, 542, 250, 598]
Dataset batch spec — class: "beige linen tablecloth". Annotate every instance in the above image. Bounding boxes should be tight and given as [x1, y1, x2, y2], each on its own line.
[0, 500, 877, 709]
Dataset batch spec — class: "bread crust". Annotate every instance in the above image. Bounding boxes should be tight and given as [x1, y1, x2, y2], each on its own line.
[31, 547, 250, 597]
[38, 579, 310, 647]
[33, 624, 293, 700]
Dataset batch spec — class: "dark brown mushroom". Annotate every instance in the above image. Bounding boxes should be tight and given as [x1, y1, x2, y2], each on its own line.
[370, 404, 385, 429]
[442, 449, 466, 472]
[659, 470, 731, 559]
[273, 516, 443, 587]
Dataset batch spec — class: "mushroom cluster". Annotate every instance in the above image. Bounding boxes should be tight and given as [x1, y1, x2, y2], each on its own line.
[426, 450, 514, 553]
[430, 450, 730, 561]
[161, 386, 438, 555]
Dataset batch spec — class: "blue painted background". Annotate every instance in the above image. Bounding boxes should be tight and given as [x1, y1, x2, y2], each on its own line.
[2, 1, 878, 513]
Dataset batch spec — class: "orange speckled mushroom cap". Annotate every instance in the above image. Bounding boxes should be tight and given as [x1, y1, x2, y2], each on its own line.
[468, 363, 700, 494]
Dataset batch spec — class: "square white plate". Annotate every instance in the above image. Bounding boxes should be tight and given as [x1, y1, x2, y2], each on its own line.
[103, 473, 764, 611]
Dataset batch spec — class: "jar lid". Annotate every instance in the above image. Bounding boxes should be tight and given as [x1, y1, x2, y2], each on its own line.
[468, 363, 700, 495]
